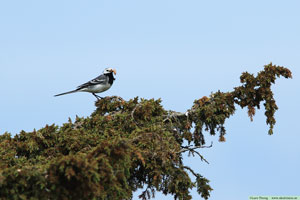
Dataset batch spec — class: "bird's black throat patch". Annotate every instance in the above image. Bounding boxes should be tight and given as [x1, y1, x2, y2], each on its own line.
[106, 73, 115, 85]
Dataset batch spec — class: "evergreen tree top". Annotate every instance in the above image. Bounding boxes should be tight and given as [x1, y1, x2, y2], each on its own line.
[0, 63, 292, 200]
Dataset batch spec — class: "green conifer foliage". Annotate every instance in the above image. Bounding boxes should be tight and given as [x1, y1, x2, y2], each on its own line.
[0, 63, 292, 199]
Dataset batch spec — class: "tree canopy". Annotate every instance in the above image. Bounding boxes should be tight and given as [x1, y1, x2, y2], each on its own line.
[0, 63, 292, 200]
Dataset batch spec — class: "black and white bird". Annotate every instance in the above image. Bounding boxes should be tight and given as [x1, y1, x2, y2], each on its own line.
[54, 68, 116, 99]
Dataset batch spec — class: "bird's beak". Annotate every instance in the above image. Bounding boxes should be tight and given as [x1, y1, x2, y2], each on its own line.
[112, 69, 117, 75]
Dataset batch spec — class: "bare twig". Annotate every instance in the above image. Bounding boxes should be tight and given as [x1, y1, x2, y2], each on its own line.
[178, 142, 213, 164]
[180, 142, 213, 151]
[163, 111, 188, 122]
[131, 103, 142, 125]
[182, 165, 199, 178]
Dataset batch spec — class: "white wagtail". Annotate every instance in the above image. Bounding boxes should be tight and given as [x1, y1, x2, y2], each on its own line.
[54, 68, 116, 99]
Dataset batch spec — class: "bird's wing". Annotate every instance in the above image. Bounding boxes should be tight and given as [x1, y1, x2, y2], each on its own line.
[76, 74, 107, 90]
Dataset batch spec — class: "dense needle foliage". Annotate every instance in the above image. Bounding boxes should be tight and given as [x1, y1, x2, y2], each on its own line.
[0, 64, 292, 200]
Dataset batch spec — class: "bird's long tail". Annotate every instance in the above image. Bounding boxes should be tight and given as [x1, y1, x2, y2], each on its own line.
[54, 90, 78, 97]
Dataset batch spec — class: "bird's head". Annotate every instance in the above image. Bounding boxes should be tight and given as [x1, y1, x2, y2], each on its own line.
[103, 68, 117, 75]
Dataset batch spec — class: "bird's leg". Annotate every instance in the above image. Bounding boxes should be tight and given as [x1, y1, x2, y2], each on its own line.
[92, 93, 103, 100]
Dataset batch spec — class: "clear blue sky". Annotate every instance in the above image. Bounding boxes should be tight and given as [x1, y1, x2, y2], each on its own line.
[0, 1, 299, 199]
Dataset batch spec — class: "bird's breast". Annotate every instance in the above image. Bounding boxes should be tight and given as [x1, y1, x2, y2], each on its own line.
[81, 83, 111, 93]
